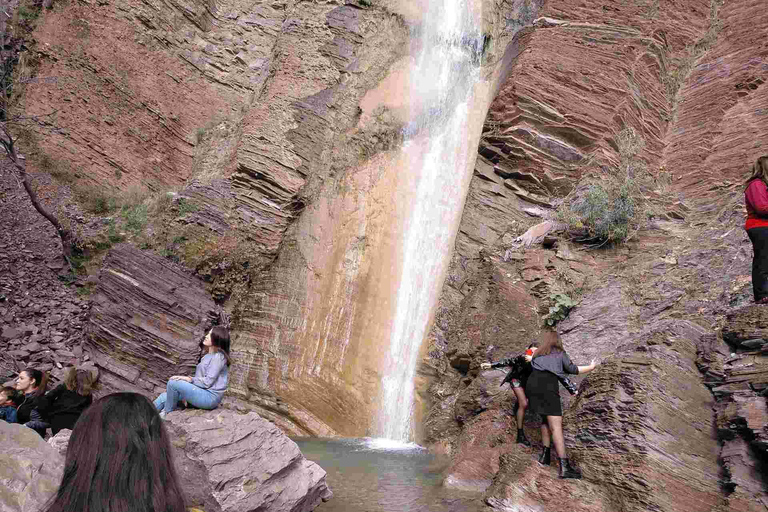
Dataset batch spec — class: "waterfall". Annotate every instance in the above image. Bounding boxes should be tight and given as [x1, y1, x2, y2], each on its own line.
[375, 0, 485, 441]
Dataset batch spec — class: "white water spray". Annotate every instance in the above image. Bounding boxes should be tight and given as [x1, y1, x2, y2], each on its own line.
[376, 0, 485, 441]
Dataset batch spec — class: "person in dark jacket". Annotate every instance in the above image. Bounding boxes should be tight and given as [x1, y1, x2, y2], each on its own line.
[14, 368, 49, 436]
[744, 155, 768, 303]
[527, 330, 597, 479]
[43, 367, 98, 435]
[481, 343, 538, 447]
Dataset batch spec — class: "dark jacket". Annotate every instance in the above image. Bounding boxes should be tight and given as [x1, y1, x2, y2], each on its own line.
[16, 392, 49, 435]
[43, 384, 93, 435]
[532, 350, 579, 379]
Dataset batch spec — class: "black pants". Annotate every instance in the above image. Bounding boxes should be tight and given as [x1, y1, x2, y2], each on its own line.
[748, 227, 768, 301]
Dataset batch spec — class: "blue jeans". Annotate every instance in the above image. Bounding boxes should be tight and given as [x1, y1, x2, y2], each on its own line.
[153, 380, 220, 414]
[0, 405, 17, 423]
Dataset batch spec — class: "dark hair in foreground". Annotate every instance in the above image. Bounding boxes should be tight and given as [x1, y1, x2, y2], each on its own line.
[1, 386, 19, 404]
[22, 368, 48, 396]
[44, 392, 187, 512]
[745, 155, 768, 187]
[209, 325, 231, 366]
[532, 329, 564, 358]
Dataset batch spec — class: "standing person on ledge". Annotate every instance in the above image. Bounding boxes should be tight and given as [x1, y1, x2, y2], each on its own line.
[527, 330, 597, 479]
[744, 155, 768, 304]
[481, 343, 538, 447]
[154, 326, 230, 419]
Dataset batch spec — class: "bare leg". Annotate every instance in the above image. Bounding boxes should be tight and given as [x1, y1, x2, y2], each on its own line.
[540, 419, 551, 447]
[547, 415, 566, 458]
[512, 386, 528, 429]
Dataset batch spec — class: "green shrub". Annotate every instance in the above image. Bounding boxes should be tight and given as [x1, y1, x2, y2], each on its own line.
[544, 293, 576, 326]
[177, 197, 198, 216]
[558, 126, 645, 245]
[561, 180, 637, 243]
[121, 203, 148, 234]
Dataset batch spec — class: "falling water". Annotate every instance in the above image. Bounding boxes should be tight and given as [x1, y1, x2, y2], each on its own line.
[376, 0, 485, 441]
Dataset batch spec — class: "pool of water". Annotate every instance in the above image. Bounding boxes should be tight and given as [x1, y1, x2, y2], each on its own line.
[293, 438, 487, 512]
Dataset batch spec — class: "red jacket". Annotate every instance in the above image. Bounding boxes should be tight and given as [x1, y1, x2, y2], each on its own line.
[745, 179, 768, 230]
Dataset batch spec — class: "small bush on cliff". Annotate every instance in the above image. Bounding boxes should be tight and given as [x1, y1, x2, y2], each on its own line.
[544, 293, 577, 326]
[557, 126, 645, 245]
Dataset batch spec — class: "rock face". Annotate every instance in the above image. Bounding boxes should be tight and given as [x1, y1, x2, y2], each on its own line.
[86, 243, 218, 396]
[701, 306, 768, 511]
[0, 422, 64, 512]
[166, 408, 333, 512]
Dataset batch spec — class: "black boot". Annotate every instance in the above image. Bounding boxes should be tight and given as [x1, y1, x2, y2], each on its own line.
[537, 446, 551, 466]
[558, 458, 582, 479]
[516, 428, 531, 447]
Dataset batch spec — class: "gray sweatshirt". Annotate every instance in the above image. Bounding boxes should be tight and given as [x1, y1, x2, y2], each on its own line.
[531, 350, 579, 379]
[192, 352, 229, 398]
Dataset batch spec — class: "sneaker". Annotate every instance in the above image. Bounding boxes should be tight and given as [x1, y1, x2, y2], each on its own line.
[159, 411, 167, 420]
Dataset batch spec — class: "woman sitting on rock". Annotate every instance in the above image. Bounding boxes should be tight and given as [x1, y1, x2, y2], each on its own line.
[154, 326, 230, 419]
[14, 368, 50, 436]
[43, 366, 98, 435]
[43, 392, 188, 512]
[527, 330, 597, 479]
[744, 155, 768, 303]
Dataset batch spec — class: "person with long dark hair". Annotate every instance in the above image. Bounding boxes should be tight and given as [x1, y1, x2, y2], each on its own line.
[527, 330, 597, 479]
[154, 326, 231, 418]
[14, 368, 49, 436]
[43, 392, 187, 512]
[744, 155, 768, 303]
[43, 367, 98, 435]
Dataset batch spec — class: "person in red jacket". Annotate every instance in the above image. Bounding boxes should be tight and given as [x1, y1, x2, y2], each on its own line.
[745, 155, 768, 303]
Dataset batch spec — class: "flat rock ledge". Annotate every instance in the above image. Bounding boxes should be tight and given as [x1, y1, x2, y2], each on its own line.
[2, 409, 332, 512]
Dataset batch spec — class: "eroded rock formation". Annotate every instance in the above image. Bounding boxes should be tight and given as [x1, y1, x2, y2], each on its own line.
[86, 243, 218, 395]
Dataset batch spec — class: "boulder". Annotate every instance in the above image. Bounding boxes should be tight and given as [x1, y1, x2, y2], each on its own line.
[0, 422, 64, 512]
[85, 244, 218, 396]
[47, 429, 72, 458]
[165, 408, 332, 512]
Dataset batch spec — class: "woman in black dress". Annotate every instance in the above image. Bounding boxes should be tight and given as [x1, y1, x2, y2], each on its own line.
[527, 330, 597, 479]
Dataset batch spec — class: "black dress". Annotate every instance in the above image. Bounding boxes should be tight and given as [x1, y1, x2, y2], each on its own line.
[527, 350, 579, 417]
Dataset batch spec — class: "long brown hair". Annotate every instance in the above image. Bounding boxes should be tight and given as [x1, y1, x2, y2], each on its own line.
[532, 329, 564, 358]
[745, 155, 768, 187]
[43, 393, 187, 512]
[64, 367, 99, 396]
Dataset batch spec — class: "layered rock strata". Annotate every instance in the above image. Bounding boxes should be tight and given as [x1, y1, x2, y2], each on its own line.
[85, 243, 218, 395]
[701, 306, 768, 511]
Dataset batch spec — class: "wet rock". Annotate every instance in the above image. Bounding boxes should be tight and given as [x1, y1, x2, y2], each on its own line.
[165, 408, 333, 512]
[0, 422, 65, 512]
[86, 244, 218, 395]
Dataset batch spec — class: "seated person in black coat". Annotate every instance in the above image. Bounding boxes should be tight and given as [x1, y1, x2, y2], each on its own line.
[43, 367, 98, 435]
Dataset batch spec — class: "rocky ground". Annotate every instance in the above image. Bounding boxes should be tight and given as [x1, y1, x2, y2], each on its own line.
[0, 161, 92, 385]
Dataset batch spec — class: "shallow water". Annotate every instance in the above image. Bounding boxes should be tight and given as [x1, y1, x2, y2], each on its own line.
[293, 438, 487, 512]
